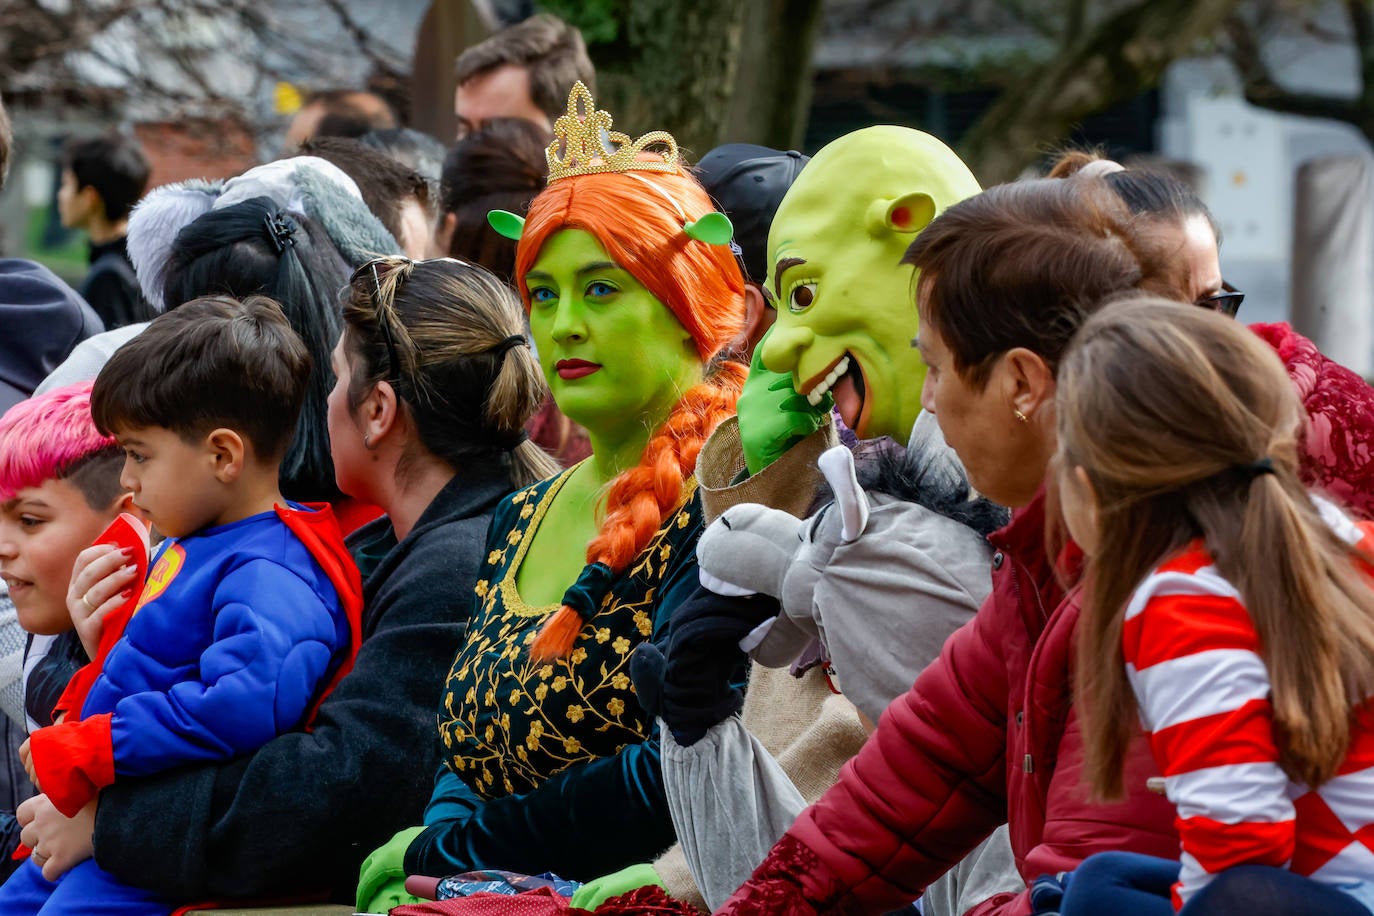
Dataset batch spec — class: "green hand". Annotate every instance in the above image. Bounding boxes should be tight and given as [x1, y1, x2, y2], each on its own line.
[738, 335, 832, 476]
[569, 862, 664, 909]
[356, 825, 426, 913]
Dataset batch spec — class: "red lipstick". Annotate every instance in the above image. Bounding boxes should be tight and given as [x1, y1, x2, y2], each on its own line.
[555, 359, 601, 380]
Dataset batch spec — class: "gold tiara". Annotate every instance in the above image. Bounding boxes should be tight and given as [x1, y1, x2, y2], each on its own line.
[546, 81, 679, 182]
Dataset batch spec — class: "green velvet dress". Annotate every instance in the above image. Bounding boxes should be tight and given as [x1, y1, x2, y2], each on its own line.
[438, 464, 703, 799]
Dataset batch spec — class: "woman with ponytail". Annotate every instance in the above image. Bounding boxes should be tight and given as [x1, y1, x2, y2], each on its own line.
[354, 84, 747, 911]
[1055, 298, 1374, 916]
[159, 196, 353, 510]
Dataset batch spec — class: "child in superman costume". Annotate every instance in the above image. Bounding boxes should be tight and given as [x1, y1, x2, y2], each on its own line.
[0, 295, 361, 916]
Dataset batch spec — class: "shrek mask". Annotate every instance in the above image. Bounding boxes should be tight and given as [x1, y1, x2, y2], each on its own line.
[760, 126, 980, 442]
[525, 228, 702, 447]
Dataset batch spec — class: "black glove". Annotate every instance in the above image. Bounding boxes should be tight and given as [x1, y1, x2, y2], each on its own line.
[630, 585, 780, 747]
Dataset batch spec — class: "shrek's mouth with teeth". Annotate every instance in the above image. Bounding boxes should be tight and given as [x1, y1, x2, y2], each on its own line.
[801, 351, 869, 434]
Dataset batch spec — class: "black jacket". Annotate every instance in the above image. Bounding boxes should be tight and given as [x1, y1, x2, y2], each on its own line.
[92, 467, 512, 901]
[81, 236, 148, 330]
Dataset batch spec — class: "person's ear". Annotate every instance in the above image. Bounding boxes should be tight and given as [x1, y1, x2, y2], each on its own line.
[733, 284, 777, 362]
[204, 428, 247, 483]
[430, 212, 457, 259]
[79, 185, 105, 220]
[362, 380, 403, 448]
[1073, 465, 1100, 515]
[1001, 347, 1056, 422]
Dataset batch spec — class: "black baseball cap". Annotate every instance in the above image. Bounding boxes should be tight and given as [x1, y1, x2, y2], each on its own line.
[694, 144, 809, 287]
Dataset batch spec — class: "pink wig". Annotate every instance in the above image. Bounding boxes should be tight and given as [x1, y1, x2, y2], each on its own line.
[0, 382, 118, 501]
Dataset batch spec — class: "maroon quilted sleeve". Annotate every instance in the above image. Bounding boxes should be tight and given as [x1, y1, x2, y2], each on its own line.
[1251, 322, 1374, 519]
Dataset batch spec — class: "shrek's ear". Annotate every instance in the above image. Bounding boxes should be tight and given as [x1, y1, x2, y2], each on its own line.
[866, 192, 936, 238]
[488, 210, 526, 241]
[684, 211, 734, 246]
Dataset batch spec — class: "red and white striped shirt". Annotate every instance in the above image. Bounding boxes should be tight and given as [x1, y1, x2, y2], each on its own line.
[1123, 509, 1374, 912]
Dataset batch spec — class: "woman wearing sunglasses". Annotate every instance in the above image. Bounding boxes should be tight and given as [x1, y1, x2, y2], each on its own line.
[1053, 153, 1374, 519]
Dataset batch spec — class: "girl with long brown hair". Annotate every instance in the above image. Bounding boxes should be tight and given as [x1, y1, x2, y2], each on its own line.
[1056, 297, 1374, 916]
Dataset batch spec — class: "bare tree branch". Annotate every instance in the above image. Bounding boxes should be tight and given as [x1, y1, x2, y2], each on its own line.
[1, 0, 415, 139]
[1225, 6, 1374, 135]
[960, 0, 1244, 183]
[1063, 0, 1090, 45]
[1348, 0, 1374, 112]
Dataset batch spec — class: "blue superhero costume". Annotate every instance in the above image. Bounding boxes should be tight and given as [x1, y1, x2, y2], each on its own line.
[0, 503, 363, 916]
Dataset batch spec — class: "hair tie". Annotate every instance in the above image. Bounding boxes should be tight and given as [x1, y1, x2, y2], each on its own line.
[265, 212, 297, 254]
[1239, 456, 1277, 479]
[558, 562, 616, 623]
[491, 334, 528, 357]
[1078, 159, 1125, 179]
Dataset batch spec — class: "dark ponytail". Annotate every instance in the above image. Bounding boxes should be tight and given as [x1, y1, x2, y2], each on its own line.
[163, 196, 350, 502]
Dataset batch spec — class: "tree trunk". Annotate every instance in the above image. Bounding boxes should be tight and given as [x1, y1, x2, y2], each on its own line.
[960, 0, 1243, 185]
[722, 0, 825, 151]
[591, 0, 749, 157]
[1231, 0, 1374, 148]
[411, 1, 496, 143]
[565, 0, 822, 160]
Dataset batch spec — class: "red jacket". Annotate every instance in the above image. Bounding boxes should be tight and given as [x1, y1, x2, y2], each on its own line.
[716, 493, 1178, 916]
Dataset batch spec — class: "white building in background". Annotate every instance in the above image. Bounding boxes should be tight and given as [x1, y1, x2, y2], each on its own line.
[1158, 0, 1374, 330]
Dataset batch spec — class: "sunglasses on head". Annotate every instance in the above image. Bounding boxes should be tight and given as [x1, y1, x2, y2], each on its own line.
[1196, 281, 1244, 318]
[348, 256, 412, 380]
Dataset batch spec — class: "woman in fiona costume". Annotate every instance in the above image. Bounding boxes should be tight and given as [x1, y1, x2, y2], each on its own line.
[356, 83, 748, 912]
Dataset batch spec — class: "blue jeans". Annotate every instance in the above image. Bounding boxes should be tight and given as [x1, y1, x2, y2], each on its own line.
[1061, 852, 1372, 916]
[0, 857, 174, 915]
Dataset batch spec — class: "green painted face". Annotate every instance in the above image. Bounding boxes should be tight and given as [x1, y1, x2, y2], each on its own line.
[761, 127, 981, 441]
[525, 229, 702, 440]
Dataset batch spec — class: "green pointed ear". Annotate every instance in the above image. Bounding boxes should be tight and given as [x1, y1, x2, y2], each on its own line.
[488, 210, 526, 241]
[683, 211, 734, 246]
[866, 192, 936, 237]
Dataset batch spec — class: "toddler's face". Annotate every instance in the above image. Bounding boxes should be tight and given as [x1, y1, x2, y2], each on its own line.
[0, 478, 115, 635]
[115, 427, 224, 539]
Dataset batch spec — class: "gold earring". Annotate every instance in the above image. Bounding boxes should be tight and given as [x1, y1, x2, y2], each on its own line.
[1013, 409, 1029, 424]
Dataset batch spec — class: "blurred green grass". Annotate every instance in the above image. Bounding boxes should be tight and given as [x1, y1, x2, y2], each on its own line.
[24, 205, 88, 287]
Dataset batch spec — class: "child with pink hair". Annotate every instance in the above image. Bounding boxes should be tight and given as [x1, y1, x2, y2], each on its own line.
[0, 382, 144, 726]
[0, 381, 143, 877]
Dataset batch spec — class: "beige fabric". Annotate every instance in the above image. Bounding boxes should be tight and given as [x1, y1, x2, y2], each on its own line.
[696, 417, 838, 523]
[192, 907, 355, 915]
[655, 664, 867, 910]
[652, 845, 705, 912]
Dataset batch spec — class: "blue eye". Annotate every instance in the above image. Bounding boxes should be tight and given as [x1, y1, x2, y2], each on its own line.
[530, 287, 556, 304]
[587, 281, 617, 299]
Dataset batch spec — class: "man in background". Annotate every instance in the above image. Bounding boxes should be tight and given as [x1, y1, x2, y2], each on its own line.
[56, 134, 150, 330]
[285, 89, 398, 150]
[453, 13, 595, 139]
